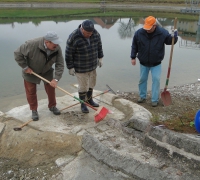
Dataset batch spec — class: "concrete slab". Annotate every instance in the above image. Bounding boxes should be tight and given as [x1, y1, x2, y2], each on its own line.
[5, 91, 125, 134]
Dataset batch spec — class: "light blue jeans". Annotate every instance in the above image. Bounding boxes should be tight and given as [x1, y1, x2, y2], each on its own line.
[139, 64, 161, 103]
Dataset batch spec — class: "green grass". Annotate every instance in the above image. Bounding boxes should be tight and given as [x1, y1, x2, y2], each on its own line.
[0, 8, 99, 18]
[0, 0, 186, 4]
[0, 0, 197, 22]
[0, 8, 198, 23]
[0, 0, 99, 2]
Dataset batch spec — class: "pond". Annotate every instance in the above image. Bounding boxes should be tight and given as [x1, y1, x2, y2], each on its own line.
[1, 16, 200, 112]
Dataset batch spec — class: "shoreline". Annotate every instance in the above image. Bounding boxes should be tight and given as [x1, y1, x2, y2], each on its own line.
[0, 2, 186, 12]
[1, 80, 199, 113]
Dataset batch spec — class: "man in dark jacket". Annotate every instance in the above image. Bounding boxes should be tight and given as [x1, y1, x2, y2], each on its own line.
[14, 31, 64, 120]
[65, 19, 104, 113]
[131, 16, 178, 107]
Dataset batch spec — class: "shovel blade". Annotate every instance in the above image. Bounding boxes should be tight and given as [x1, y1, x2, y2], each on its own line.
[13, 127, 22, 131]
[161, 91, 172, 106]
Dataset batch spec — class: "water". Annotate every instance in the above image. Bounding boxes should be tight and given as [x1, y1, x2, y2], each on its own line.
[1, 16, 200, 112]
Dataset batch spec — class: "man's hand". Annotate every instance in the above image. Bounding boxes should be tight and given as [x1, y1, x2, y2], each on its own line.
[131, 59, 136, 66]
[98, 58, 103, 68]
[24, 67, 33, 74]
[171, 29, 178, 38]
[69, 68, 75, 76]
[50, 79, 58, 88]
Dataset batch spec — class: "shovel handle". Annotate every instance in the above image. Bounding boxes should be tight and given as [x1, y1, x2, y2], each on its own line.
[31, 72, 98, 111]
[164, 17, 177, 91]
[168, 17, 177, 70]
[20, 119, 33, 128]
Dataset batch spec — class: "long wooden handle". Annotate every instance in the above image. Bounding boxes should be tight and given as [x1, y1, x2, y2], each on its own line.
[168, 17, 177, 69]
[31, 71, 98, 111]
[60, 89, 110, 112]
[20, 119, 33, 128]
[164, 17, 177, 91]
[32, 72, 73, 97]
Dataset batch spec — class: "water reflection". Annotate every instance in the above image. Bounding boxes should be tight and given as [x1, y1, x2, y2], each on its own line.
[118, 18, 136, 39]
[179, 15, 200, 49]
[1, 16, 200, 111]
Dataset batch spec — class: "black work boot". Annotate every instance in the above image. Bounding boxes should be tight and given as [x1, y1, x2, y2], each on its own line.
[87, 88, 99, 107]
[79, 92, 89, 113]
[32, 110, 39, 121]
[49, 106, 61, 115]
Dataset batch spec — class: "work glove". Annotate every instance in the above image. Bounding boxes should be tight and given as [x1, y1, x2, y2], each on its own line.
[69, 68, 75, 76]
[98, 58, 103, 68]
[171, 29, 178, 38]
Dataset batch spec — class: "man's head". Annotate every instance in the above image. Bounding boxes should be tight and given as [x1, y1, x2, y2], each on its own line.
[143, 16, 157, 33]
[81, 20, 94, 38]
[44, 31, 62, 50]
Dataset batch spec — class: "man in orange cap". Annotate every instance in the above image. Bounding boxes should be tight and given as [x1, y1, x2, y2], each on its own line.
[130, 16, 178, 107]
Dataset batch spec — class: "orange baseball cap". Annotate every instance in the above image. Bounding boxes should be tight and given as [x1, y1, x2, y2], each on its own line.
[143, 16, 156, 30]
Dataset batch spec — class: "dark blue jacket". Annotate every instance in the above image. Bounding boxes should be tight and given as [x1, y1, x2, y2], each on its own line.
[65, 25, 104, 73]
[131, 26, 178, 67]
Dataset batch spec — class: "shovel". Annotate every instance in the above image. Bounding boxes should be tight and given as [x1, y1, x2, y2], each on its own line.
[161, 17, 177, 106]
[13, 119, 33, 131]
[31, 72, 110, 123]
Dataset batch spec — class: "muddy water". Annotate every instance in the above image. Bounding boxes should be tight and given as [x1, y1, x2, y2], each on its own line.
[1, 17, 200, 112]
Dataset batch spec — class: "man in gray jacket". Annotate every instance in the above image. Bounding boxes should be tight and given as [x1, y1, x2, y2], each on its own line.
[14, 31, 64, 121]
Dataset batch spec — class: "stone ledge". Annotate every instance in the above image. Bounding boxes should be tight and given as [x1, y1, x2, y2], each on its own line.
[82, 133, 173, 180]
[115, 98, 200, 157]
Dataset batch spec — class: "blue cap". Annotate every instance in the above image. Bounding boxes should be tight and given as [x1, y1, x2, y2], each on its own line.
[82, 20, 94, 32]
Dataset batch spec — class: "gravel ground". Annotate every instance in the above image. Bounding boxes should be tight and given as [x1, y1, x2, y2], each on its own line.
[0, 158, 59, 180]
[118, 82, 200, 133]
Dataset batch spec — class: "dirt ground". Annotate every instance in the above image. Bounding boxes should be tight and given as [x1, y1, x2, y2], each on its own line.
[118, 82, 200, 134]
[0, 116, 82, 180]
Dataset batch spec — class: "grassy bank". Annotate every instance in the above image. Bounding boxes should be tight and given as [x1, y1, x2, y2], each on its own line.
[0, 8, 99, 18]
[0, 8, 198, 20]
[0, 0, 185, 5]
[0, 0, 197, 23]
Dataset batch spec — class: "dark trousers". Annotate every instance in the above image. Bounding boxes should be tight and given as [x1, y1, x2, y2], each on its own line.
[24, 80, 56, 110]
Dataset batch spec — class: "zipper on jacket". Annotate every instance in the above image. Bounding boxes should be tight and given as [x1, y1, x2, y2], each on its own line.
[40, 49, 58, 64]
[148, 38, 151, 66]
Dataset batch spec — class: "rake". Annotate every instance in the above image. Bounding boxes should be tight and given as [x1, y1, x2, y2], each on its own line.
[60, 89, 110, 112]
[61, 84, 116, 112]
[32, 72, 110, 123]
